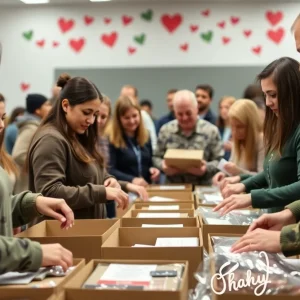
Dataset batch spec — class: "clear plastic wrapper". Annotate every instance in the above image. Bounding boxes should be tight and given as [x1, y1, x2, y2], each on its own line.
[189, 237, 300, 300]
[197, 206, 262, 225]
[194, 187, 222, 205]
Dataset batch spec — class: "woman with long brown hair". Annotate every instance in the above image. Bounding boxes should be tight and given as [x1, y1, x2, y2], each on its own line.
[214, 57, 300, 215]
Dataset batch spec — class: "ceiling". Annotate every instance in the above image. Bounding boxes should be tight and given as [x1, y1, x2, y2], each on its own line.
[0, 0, 297, 5]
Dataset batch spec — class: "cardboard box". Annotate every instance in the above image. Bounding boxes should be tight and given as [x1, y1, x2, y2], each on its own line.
[133, 202, 194, 210]
[101, 227, 203, 289]
[63, 259, 188, 300]
[122, 209, 195, 218]
[0, 259, 85, 300]
[147, 192, 194, 202]
[17, 219, 120, 261]
[164, 149, 203, 170]
[121, 217, 200, 228]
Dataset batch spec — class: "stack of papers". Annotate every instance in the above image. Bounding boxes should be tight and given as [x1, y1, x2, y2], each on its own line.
[142, 224, 184, 228]
[149, 196, 177, 202]
[205, 218, 231, 225]
[137, 213, 181, 218]
[148, 205, 179, 210]
[155, 237, 199, 247]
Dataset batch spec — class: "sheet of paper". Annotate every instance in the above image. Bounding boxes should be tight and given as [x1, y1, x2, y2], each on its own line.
[148, 205, 179, 210]
[0, 271, 37, 285]
[137, 213, 181, 218]
[217, 158, 231, 176]
[132, 244, 155, 247]
[197, 186, 219, 193]
[149, 196, 177, 202]
[142, 224, 184, 228]
[203, 193, 223, 203]
[205, 218, 231, 225]
[155, 237, 199, 247]
[98, 264, 157, 284]
[159, 185, 185, 190]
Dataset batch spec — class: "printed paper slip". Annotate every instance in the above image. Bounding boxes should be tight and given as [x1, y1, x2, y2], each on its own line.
[149, 196, 177, 202]
[217, 158, 231, 176]
[203, 193, 223, 203]
[205, 218, 231, 225]
[159, 185, 185, 190]
[137, 213, 181, 218]
[142, 224, 184, 228]
[155, 237, 199, 247]
[148, 205, 179, 210]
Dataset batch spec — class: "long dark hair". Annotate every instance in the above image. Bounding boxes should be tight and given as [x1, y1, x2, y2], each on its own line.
[258, 57, 300, 155]
[39, 73, 104, 166]
[8, 107, 25, 125]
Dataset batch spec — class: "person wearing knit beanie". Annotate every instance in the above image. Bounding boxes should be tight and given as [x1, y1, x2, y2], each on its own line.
[26, 94, 50, 117]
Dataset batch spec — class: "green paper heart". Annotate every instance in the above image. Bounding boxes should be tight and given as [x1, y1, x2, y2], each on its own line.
[23, 30, 33, 41]
[201, 31, 213, 43]
[141, 9, 153, 21]
[134, 33, 146, 45]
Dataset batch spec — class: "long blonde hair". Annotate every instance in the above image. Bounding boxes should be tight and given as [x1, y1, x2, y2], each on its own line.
[229, 99, 262, 170]
[109, 96, 149, 148]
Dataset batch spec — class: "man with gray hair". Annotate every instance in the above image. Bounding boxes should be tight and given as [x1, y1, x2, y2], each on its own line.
[153, 89, 223, 185]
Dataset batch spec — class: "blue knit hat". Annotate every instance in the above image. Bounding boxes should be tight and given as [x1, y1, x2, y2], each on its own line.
[26, 94, 48, 114]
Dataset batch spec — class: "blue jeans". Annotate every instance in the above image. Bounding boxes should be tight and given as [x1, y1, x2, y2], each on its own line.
[106, 201, 116, 218]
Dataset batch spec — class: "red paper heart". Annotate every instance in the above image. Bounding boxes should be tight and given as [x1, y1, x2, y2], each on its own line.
[231, 16, 240, 25]
[266, 10, 283, 26]
[267, 27, 284, 44]
[222, 37, 231, 45]
[190, 24, 199, 33]
[101, 32, 118, 48]
[84, 15, 94, 25]
[58, 18, 75, 33]
[69, 38, 85, 53]
[217, 21, 225, 29]
[104, 17, 112, 24]
[201, 9, 210, 17]
[243, 30, 252, 38]
[180, 43, 188, 52]
[20, 83, 30, 92]
[36, 39, 45, 48]
[128, 47, 136, 55]
[122, 15, 133, 26]
[252, 45, 262, 55]
[161, 14, 183, 33]
[52, 41, 60, 48]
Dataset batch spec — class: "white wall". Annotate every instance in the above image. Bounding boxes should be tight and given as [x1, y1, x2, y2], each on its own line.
[0, 2, 298, 113]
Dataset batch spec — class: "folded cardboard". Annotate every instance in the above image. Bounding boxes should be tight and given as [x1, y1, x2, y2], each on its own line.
[101, 227, 203, 289]
[17, 219, 120, 261]
[121, 217, 199, 228]
[122, 209, 195, 218]
[63, 259, 188, 300]
[0, 259, 84, 299]
[133, 202, 194, 210]
[164, 149, 204, 170]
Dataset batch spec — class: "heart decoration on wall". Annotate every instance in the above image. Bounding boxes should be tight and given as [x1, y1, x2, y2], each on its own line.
[161, 13, 183, 33]
[222, 37, 231, 45]
[230, 16, 240, 25]
[128, 47, 137, 55]
[134, 33, 146, 45]
[101, 31, 118, 48]
[23, 30, 33, 41]
[84, 15, 94, 26]
[180, 43, 189, 52]
[52, 41, 60, 48]
[217, 21, 225, 29]
[243, 30, 252, 38]
[190, 24, 199, 33]
[266, 10, 283, 26]
[201, 9, 210, 17]
[122, 15, 133, 26]
[267, 27, 285, 44]
[252, 45, 262, 55]
[69, 38, 85, 53]
[20, 83, 30, 92]
[201, 30, 213, 43]
[104, 17, 112, 24]
[36, 39, 45, 48]
[58, 18, 75, 33]
[141, 9, 153, 22]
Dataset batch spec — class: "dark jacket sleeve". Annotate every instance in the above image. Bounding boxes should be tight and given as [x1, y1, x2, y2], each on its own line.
[280, 222, 300, 257]
[286, 200, 300, 222]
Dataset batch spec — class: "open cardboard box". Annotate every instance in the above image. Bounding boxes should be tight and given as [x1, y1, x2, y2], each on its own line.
[121, 217, 200, 228]
[17, 219, 120, 261]
[122, 209, 195, 218]
[0, 259, 85, 300]
[133, 202, 194, 210]
[101, 227, 203, 289]
[63, 259, 188, 300]
[164, 149, 204, 170]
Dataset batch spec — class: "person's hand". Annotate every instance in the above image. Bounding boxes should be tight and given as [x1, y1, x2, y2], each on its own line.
[186, 161, 207, 176]
[105, 187, 129, 210]
[212, 172, 226, 186]
[35, 196, 74, 230]
[104, 177, 121, 189]
[223, 162, 241, 176]
[220, 176, 241, 191]
[132, 177, 148, 187]
[222, 183, 245, 198]
[230, 229, 281, 254]
[162, 160, 181, 176]
[223, 141, 232, 152]
[41, 244, 73, 272]
[247, 209, 296, 233]
[126, 183, 149, 201]
[150, 167, 160, 182]
[213, 193, 252, 215]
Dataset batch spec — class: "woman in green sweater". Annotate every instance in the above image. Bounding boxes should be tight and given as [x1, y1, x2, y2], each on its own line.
[214, 57, 300, 215]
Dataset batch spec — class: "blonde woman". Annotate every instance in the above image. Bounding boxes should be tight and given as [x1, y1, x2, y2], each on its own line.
[213, 99, 263, 185]
[216, 96, 236, 160]
[109, 96, 160, 187]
